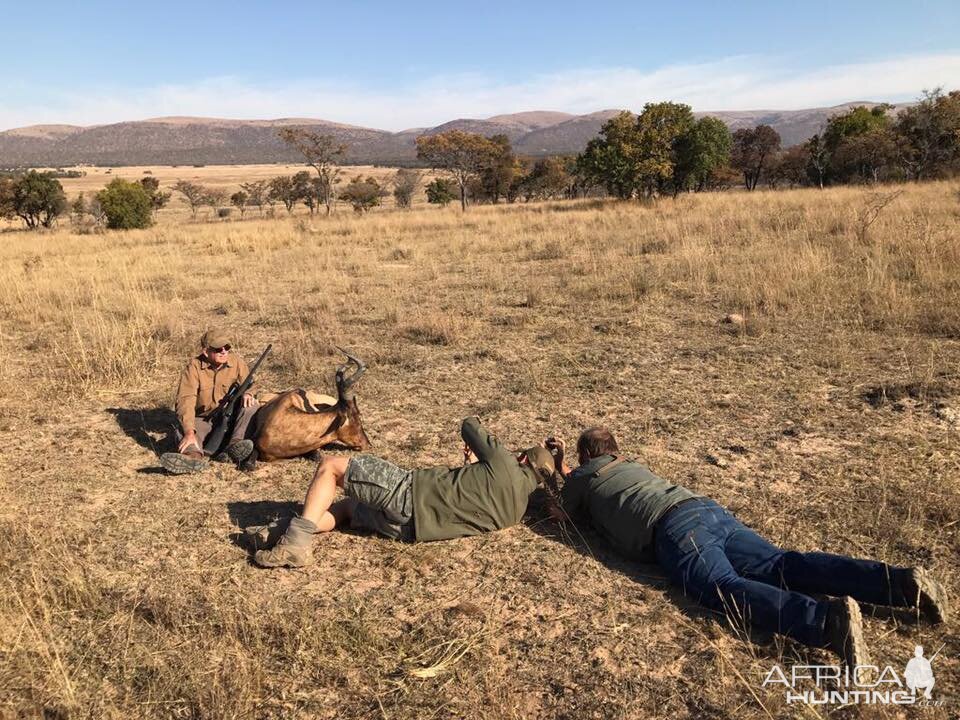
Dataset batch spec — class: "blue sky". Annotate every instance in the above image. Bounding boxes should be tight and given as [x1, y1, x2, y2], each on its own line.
[2, 1, 958, 130]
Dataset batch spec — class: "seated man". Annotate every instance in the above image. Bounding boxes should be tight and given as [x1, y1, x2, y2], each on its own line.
[543, 427, 948, 671]
[252, 416, 556, 568]
[160, 328, 260, 474]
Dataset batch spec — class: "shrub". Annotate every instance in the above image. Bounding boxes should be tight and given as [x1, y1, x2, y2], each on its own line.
[340, 176, 385, 213]
[425, 178, 457, 207]
[96, 178, 153, 229]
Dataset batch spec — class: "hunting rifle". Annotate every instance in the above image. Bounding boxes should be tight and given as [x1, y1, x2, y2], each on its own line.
[202, 344, 272, 454]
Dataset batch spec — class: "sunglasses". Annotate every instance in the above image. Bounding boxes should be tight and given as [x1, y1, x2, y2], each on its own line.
[208, 345, 231, 353]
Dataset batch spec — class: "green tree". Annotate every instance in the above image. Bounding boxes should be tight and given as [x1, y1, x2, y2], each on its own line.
[425, 178, 457, 207]
[392, 169, 421, 208]
[339, 176, 385, 213]
[895, 88, 960, 180]
[822, 105, 894, 182]
[278, 127, 346, 215]
[674, 116, 732, 192]
[476, 134, 517, 203]
[416, 130, 498, 211]
[230, 190, 249, 218]
[632, 102, 695, 196]
[139, 176, 171, 215]
[577, 111, 642, 199]
[731, 125, 781, 190]
[96, 178, 154, 229]
[9, 171, 67, 229]
[268, 175, 300, 214]
[833, 128, 899, 183]
[515, 157, 570, 201]
[0, 177, 14, 220]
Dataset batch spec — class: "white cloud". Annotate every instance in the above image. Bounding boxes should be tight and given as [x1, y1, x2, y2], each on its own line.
[2, 52, 958, 131]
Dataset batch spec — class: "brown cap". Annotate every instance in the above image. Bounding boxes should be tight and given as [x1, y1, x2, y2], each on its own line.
[200, 328, 231, 349]
[522, 446, 556, 483]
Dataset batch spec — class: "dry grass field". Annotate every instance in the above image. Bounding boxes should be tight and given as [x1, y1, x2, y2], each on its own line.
[1, 181, 959, 719]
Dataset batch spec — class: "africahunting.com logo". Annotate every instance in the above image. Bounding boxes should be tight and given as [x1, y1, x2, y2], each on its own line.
[762, 644, 947, 706]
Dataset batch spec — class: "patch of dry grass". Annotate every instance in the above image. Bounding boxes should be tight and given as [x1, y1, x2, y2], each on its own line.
[1, 181, 958, 718]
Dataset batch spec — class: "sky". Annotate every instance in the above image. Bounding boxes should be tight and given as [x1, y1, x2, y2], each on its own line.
[1, 0, 958, 131]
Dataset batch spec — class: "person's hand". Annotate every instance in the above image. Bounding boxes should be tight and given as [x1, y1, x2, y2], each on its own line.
[545, 436, 566, 463]
[178, 430, 199, 453]
[463, 443, 474, 465]
[242, 392, 255, 408]
[545, 497, 568, 523]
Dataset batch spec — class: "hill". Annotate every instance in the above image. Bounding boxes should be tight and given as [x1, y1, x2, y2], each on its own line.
[0, 103, 909, 167]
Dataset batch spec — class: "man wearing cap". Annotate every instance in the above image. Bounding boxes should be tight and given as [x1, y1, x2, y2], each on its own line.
[251, 416, 556, 568]
[160, 329, 260, 474]
[542, 427, 949, 673]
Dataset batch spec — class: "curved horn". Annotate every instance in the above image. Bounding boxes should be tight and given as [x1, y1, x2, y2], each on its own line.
[334, 346, 366, 402]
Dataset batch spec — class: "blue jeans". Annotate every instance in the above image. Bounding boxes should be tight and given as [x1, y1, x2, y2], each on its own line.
[654, 498, 911, 647]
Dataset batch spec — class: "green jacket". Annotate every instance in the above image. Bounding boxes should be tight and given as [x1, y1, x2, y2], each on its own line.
[561, 455, 700, 560]
[411, 417, 538, 542]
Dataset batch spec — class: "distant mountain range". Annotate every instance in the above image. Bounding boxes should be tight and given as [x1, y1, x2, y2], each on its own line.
[0, 103, 906, 167]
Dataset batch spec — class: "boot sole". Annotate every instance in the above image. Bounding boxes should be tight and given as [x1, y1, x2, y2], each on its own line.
[253, 549, 313, 568]
[160, 452, 208, 475]
[911, 568, 949, 624]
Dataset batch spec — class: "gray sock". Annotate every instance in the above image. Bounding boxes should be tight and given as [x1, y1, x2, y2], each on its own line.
[282, 516, 319, 548]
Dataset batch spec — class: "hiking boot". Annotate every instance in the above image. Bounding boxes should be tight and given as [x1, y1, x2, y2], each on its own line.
[254, 537, 313, 568]
[226, 439, 255, 464]
[904, 567, 949, 624]
[243, 517, 291, 550]
[159, 452, 208, 475]
[825, 596, 871, 673]
[239, 447, 259, 473]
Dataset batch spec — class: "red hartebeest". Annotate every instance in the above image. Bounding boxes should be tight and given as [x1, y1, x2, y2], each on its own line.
[253, 349, 371, 462]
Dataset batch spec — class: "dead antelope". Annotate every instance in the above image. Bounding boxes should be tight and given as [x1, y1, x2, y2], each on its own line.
[253, 349, 371, 461]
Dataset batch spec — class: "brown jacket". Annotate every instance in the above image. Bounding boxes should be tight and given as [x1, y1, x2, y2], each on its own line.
[174, 352, 252, 433]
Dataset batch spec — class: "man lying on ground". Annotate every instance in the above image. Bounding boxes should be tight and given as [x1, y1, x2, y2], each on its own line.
[251, 416, 556, 568]
[542, 427, 948, 671]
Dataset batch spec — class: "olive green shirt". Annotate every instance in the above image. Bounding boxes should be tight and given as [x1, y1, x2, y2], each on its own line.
[174, 352, 252, 433]
[561, 455, 700, 561]
[411, 417, 538, 542]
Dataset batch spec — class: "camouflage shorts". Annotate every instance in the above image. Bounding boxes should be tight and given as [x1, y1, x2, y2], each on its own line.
[343, 454, 415, 542]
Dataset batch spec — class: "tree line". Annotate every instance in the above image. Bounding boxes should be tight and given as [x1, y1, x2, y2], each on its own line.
[2, 88, 957, 230]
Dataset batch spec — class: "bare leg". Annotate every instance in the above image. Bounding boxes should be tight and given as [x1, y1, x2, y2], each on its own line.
[301, 456, 350, 529]
[253, 456, 352, 569]
[316, 498, 357, 532]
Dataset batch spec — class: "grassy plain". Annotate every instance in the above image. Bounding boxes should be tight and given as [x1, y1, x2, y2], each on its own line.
[0, 179, 958, 719]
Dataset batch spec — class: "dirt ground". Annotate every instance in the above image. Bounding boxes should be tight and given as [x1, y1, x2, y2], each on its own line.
[0, 183, 958, 719]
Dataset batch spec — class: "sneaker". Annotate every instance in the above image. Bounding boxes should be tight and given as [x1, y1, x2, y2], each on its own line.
[253, 536, 313, 568]
[159, 452, 208, 475]
[226, 439, 255, 464]
[904, 567, 949, 624]
[825, 597, 871, 673]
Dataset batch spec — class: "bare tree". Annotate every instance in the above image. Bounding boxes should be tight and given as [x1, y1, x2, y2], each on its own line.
[239, 180, 269, 215]
[731, 125, 781, 190]
[173, 180, 209, 219]
[392, 169, 421, 208]
[278, 127, 346, 215]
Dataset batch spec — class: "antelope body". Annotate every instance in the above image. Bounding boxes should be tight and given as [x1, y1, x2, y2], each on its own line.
[254, 350, 371, 461]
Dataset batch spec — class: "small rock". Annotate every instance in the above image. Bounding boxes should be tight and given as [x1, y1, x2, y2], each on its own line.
[935, 404, 960, 426]
[705, 453, 728, 468]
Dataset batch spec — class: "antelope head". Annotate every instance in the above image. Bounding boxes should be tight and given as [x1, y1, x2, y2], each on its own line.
[334, 347, 371, 449]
